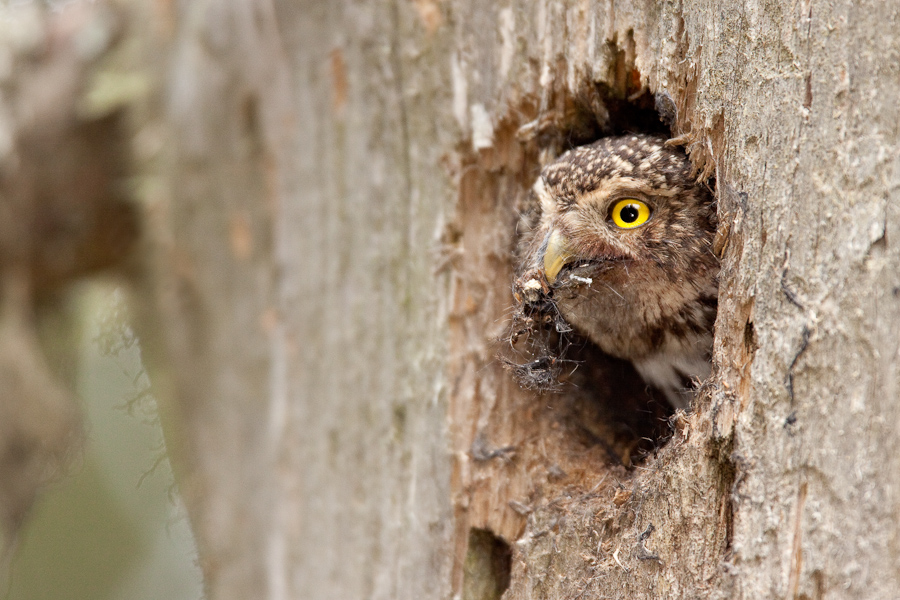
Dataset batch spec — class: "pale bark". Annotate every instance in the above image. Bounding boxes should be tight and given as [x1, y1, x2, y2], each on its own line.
[141, 0, 900, 598]
[2, 0, 898, 598]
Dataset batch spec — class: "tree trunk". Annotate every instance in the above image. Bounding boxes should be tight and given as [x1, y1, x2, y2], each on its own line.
[4, 0, 898, 598]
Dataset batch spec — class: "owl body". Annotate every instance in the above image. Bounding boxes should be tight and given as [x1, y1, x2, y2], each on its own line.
[518, 134, 718, 408]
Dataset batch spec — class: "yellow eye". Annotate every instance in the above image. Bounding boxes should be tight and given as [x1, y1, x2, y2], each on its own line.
[611, 199, 651, 229]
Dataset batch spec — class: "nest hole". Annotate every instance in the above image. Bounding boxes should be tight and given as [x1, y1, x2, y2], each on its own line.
[503, 77, 686, 465]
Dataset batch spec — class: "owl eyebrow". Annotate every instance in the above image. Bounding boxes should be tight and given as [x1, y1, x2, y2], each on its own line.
[574, 178, 679, 207]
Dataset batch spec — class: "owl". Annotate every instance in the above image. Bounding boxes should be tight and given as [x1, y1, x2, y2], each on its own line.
[514, 134, 718, 409]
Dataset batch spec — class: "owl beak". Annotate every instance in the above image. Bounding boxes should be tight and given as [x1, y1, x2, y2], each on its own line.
[542, 229, 576, 284]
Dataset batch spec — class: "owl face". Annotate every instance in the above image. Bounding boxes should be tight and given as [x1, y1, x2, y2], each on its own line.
[516, 134, 718, 405]
[533, 134, 715, 287]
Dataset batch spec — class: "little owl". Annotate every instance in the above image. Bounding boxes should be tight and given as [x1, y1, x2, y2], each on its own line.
[515, 134, 718, 409]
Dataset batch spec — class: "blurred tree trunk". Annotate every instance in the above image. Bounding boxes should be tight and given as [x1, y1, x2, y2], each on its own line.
[0, 1, 136, 578]
[5, 0, 897, 598]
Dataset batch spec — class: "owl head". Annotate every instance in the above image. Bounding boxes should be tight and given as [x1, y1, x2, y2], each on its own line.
[531, 134, 716, 289]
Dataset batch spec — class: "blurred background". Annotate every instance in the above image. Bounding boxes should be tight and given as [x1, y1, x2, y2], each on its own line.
[4, 283, 203, 600]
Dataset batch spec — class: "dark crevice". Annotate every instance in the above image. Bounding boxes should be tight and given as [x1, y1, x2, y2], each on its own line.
[526, 83, 670, 157]
[462, 529, 512, 600]
[554, 337, 674, 464]
[712, 436, 738, 554]
[743, 319, 758, 354]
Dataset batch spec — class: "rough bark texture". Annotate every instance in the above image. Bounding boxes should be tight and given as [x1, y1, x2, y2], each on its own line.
[4, 0, 897, 598]
[138, 0, 900, 598]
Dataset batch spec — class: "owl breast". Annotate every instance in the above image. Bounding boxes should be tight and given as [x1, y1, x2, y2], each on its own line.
[551, 259, 717, 408]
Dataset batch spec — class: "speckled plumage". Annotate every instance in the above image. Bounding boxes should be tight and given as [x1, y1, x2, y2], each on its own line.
[516, 134, 718, 408]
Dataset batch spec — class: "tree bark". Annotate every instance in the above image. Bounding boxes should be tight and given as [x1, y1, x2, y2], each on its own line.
[143, 0, 900, 598]
[5, 0, 896, 598]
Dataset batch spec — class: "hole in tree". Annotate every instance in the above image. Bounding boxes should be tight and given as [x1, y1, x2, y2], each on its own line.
[462, 528, 512, 600]
[503, 58, 713, 465]
[445, 32, 717, 556]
